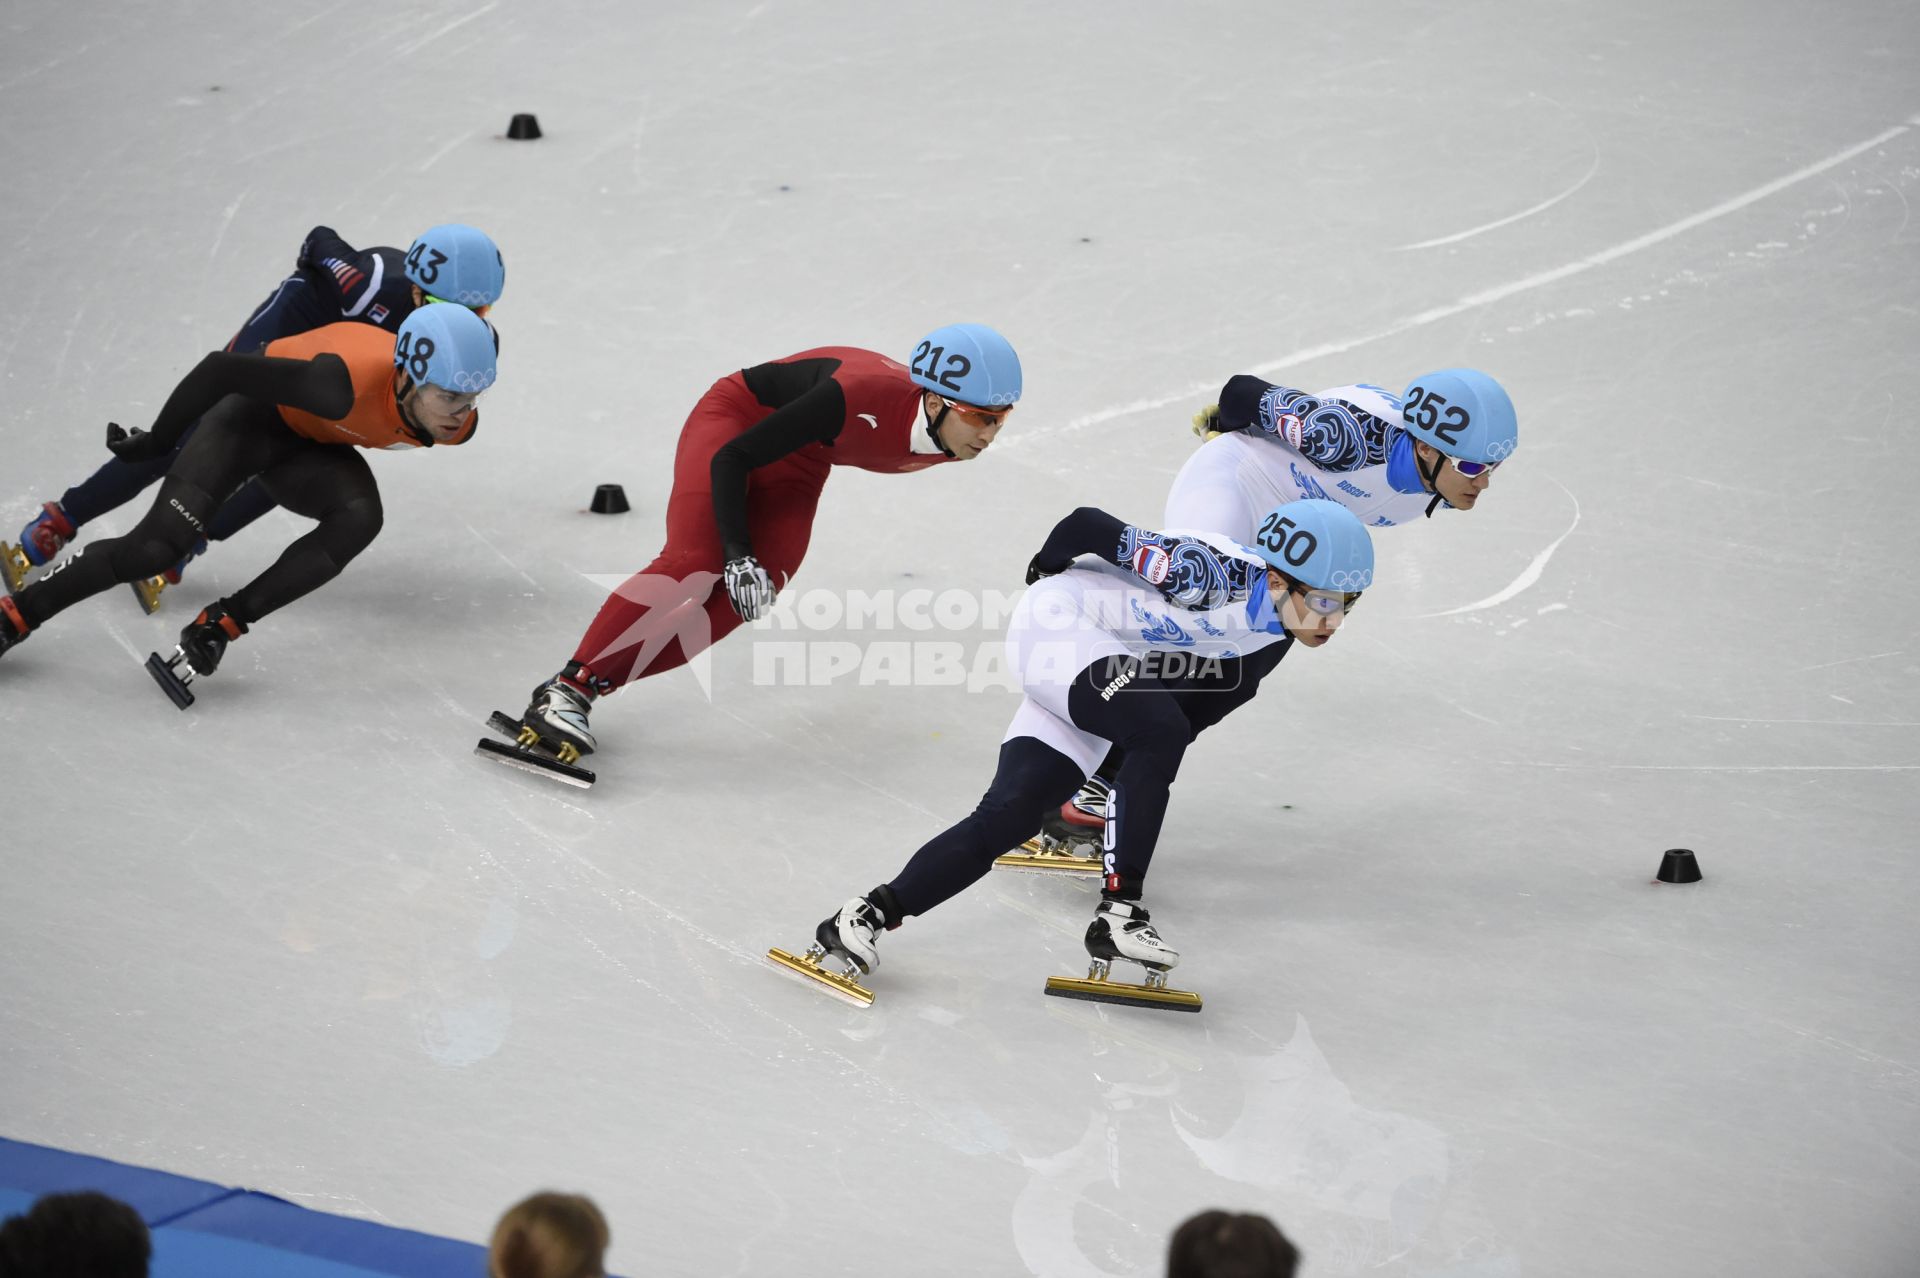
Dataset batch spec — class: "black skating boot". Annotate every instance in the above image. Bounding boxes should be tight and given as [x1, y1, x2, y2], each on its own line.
[0, 594, 29, 657]
[179, 601, 248, 676]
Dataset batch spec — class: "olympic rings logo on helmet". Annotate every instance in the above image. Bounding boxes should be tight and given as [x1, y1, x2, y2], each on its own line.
[444, 369, 497, 393]
[1485, 437, 1517, 461]
[1325, 568, 1373, 590]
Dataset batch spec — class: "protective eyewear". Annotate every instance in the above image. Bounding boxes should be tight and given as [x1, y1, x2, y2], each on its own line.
[1448, 457, 1499, 478]
[1295, 586, 1362, 617]
[421, 384, 483, 414]
[939, 396, 1013, 428]
[426, 294, 492, 319]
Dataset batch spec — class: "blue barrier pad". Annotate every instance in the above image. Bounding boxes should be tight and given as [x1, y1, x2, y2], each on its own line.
[0, 1139, 487, 1277]
[165, 1191, 484, 1276]
[0, 1138, 229, 1224]
[153, 1229, 406, 1278]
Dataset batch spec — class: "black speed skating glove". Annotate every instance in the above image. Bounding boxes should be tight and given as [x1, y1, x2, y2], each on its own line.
[1025, 550, 1076, 585]
[106, 421, 167, 462]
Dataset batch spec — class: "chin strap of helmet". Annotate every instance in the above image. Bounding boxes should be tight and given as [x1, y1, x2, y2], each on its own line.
[1417, 445, 1448, 517]
[393, 371, 437, 447]
[923, 399, 957, 458]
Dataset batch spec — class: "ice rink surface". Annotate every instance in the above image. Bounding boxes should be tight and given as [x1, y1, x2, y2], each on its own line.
[3, 2, 1918, 1274]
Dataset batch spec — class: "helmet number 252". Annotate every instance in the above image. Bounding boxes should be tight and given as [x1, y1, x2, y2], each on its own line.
[1256, 513, 1317, 567]
[911, 342, 973, 392]
[1403, 385, 1471, 446]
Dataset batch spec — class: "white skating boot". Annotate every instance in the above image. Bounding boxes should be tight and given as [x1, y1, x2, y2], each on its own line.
[524, 674, 596, 756]
[1044, 897, 1201, 1011]
[1086, 899, 1180, 972]
[815, 891, 892, 974]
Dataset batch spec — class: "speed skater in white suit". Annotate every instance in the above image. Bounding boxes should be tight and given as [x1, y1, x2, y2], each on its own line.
[771, 498, 1375, 1011]
[1020, 368, 1520, 864]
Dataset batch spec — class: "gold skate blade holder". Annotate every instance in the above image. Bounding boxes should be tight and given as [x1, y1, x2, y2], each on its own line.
[768, 944, 875, 1007]
[993, 835, 1102, 875]
[1044, 960, 1202, 1013]
[128, 575, 166, 614]
[1, 541, 30, 594]
[517, 723, 582, 766]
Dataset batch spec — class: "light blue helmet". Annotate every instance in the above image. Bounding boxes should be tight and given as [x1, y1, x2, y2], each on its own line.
[394, 303, 498, 394]
[909, 323, 1022, 408]
[1399, 368, 1517, 465]
[1251, 498, 1374, 592]
[403, 223, 505, 308]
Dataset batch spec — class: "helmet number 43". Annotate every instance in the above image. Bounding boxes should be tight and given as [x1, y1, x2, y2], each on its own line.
[406, 243, 448, 286]
[910, 342, 973, 393]
[1256, 512, 1317, 567]
[1403, 385, 1471, 446]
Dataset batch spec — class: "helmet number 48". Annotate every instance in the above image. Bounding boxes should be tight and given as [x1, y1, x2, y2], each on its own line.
[911, 342, 973, 393]
[1403, 385, 1471, 446]
[395, 332, 436, 382]
[1256, 513, 1317, 566]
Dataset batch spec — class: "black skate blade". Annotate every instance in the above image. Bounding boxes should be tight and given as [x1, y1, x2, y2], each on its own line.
[1044, 972, 1202, 1013]
[474, 737, 597, 788]
[767, 947, 874, 1007]
[994, 835, 1102, 875]
[127, 576, 164, 615]
[145, 652, 195, 710]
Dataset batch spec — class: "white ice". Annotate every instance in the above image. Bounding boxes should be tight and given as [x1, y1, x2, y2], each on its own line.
[2, 2, 1918, 1275]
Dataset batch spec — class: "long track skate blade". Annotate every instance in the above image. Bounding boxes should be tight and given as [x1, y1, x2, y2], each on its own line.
[127, 576, 165, 614]
[1, 542, 28, 595]
[474, 738, 597, 788]
[767, 947, 874, 1007]
[1044, 974, 1202, 1013]
[145, 652, 195, 710]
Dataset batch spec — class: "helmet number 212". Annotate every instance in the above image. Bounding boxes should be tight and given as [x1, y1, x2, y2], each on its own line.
[911, 341, 973, 392]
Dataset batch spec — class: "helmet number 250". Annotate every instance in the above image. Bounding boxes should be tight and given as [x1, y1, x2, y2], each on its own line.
[911, 342, 973, 392]
[1403, 385, 1471, 446]
[1256, 513, 1317, 567]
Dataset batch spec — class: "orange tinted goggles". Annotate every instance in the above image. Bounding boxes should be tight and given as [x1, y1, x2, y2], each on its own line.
[940, 396, 1014, 428]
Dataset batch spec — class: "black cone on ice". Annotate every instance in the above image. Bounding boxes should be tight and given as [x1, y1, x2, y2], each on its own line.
[590, 484, 629, 515]
[1655, 848, 1702, 884]
[507, 113, 542, 140]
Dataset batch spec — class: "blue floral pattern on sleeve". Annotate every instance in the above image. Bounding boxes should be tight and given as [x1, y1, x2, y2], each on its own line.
[1254, 384, 1402, 473]
[1113, 527, 1262, 611]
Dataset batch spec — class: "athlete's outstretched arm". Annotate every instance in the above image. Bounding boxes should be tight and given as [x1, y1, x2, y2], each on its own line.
[1027, 506, 1254, 611]
[1218, 374, 1399, 473]
[111, 351, 354, 459]
[708, 379, 846, 560]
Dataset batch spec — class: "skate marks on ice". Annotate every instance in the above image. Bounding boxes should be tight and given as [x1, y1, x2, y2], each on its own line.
[1417, 479, 1580, 620]
[1009, 113, 1920, 450]
[1004, 1014, 1471, 1276]
[1168, 1016, 1473, 1272]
